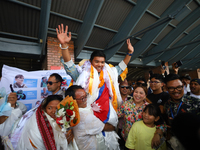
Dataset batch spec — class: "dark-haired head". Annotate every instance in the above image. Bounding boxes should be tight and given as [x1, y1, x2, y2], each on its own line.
[150, 74, 164, 83]
[165, 74, 184, 101]
[164, 74, 180, 84]
[50, 73, 64, 83]
[42, 95, 63, 110]
[90, 50, 106, 62]
[66, 85, 87, 108]
[65, 85, 84, 99]
[143, 104, 161, 119]
[136, 77, 147, 87]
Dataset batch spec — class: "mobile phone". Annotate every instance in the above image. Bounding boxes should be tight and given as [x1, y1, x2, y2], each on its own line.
[149, 70, 153, 76]
[161, 61, 166, 70]
[175, 60, 183, 68]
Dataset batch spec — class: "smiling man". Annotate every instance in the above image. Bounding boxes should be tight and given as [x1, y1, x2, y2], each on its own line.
[190, 79, 200, 99]
[56, 24, 133, 121]
[66, 85, 118, 150]
[163, 74, 200, 149]
[164, 74, 200, 150]
[57, 24, 134, 149]
[164, 74, 200, 123]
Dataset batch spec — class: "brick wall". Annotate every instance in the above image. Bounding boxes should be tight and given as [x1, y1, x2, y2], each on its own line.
[46, 37, 74, 70]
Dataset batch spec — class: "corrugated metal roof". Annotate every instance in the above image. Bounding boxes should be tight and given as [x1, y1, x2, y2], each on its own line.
[0, 0, 200, 80]
[95, 0, 133, 30]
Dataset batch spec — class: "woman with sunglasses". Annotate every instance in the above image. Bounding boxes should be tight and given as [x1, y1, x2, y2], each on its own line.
[16, 95, 79, 150]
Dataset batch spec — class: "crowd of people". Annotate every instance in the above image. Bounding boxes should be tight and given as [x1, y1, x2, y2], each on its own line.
[0, 24, 200, 150]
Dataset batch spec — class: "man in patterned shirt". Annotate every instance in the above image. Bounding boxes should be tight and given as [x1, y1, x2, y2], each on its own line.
[164, 74, 200, 150]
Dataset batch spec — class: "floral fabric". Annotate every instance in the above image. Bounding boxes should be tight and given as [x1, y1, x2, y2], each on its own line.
[117, 98, 149, 141]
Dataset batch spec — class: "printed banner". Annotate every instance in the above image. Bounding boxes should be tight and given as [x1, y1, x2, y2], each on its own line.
[0, 65, 71, 111]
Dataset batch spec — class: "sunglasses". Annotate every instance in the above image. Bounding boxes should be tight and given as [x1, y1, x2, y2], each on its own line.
[120, 85, 130, 89]
[47, 81, 59, 85]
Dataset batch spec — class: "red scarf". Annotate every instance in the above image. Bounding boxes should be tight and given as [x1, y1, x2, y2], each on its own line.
[36, 105, 56, 150]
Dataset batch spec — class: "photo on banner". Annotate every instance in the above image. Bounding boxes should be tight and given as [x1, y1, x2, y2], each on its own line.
[0, 65, 72, 111]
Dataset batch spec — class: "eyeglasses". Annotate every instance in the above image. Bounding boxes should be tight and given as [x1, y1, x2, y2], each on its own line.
[136, 82, 147, 87]
[149, 81, 161, 84]
[120, 85, 130, 89]
[75, 96, 87, 102]
[47, 81, 59, 85]
[167, 86, 183, 92]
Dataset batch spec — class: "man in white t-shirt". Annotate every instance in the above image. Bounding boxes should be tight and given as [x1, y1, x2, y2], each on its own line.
[180, 74, 191, 95]
[190, 79, 200, 99]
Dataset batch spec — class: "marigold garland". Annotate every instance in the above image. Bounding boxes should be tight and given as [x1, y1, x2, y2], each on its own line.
[88, 65, 94, 95]
[98, 70, 104, 88]
[107, 72, 118, 111]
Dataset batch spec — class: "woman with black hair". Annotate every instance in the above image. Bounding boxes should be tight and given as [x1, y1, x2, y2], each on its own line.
[16, 95, 78, 150]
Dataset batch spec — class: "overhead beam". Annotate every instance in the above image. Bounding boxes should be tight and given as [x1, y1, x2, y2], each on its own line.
[142, 7, 200, 64]
[0, 31, 38, 41]
[157, 24, 200, 63]
[0, 37, 41, 55]
[77, 50, 156, 66]
[104, 0, 153, 60]
[130, 0, 190, 62]
[177, 44, 200, 68]
[181, 57, 200, 70]
[38, 0, 51, 57]
[75, 0, 104, 58]
[168, 37, 200, 64]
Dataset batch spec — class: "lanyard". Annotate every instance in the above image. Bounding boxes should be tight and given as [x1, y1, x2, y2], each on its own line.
[170, 101, 182, 119]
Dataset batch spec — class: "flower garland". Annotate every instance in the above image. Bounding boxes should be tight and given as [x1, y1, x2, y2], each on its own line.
[89, 65, 94, 95]
[88, 65, 105, 95]
[98, 70, 104, 88]
[107, 71, 118, 111]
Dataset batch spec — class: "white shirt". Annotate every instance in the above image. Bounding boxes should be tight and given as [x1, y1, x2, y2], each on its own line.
[73, 107, 106, 150]
[190, 93, 200, 99]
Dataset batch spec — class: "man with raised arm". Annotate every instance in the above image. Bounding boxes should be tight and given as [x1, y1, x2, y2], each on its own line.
[56, 24, 135, 149]
[56, 24, 164, 148]
[56, 23, 133, 114]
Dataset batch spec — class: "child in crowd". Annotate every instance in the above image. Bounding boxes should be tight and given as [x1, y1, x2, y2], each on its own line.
[125, 104, 166, 150]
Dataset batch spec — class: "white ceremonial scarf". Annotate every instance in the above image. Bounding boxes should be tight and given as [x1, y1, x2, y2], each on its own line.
[75, 60, 122, 107]
[16, 112, 79, 150]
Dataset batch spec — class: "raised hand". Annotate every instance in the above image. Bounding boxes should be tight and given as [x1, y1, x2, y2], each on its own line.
[172, 62, 179, 74]
[56, 24, 71, 44]
[127, 39, 134, 54]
